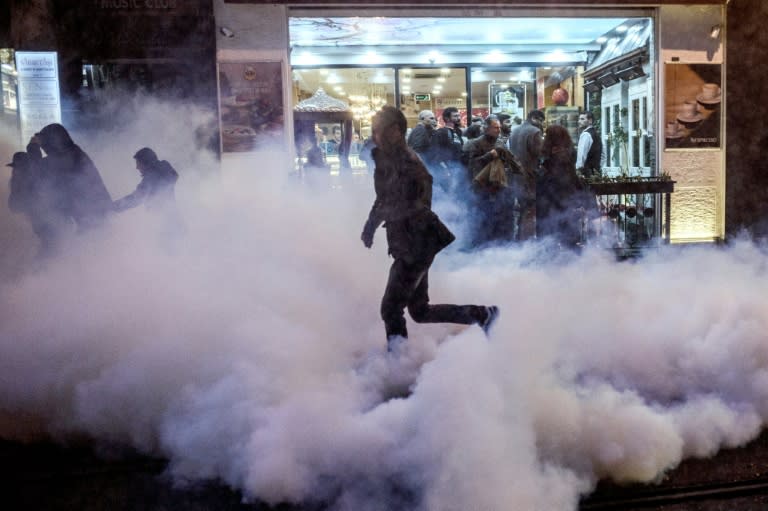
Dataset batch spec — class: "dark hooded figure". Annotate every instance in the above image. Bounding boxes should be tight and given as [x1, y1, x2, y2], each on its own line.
[114, 147, 179, 212]
[6, 151, 63, 255]
[26, 123, 112, 230]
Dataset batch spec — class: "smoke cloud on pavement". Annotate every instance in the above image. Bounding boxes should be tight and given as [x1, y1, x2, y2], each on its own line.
[1, 99, 767, 510]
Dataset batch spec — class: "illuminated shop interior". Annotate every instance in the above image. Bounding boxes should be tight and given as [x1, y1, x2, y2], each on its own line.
[288, 15, 655, 179]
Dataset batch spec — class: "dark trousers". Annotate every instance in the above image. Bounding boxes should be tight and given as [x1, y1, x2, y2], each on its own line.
[380, 257, 484, 339]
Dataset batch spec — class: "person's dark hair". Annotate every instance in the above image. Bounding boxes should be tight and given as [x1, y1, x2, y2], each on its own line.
[496, 113, 511, 123]
[528, 109, 545, 122]
[376, 105, 407, 136]
[484, 114, 498, 124]
[442, 106, 459, 122]
[542, 124, 572, 157]
[134, 147, 159, 165]
[583, 111, 594, 122]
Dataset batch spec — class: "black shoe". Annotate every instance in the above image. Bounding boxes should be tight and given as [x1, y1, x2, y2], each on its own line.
[481, 306, 499, 336]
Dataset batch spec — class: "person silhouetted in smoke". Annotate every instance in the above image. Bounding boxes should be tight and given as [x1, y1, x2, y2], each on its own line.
[361, 106, 499, 353]
[26, 123, 113, 231]
[6, 151, 64, 256]
[537, 124, 597, 251]
[114, 148, 179, 212]
[114, 147, 183, 235]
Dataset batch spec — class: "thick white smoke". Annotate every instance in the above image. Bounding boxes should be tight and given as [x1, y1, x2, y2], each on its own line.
[1, 98, 767, 511]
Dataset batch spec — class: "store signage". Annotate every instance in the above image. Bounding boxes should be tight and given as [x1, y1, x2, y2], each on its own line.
[414, 93, 431, 101]
[15, 51, 62, 145]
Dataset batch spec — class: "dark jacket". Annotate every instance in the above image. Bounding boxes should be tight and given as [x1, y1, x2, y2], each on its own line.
[463, 134, 518, 182]
[583, 126, 603, 177]
[365, 146, 453, 263]
[537, 147, 595, 246]
[428, 126, 465, 169]
[406, 123, 434, 156]
[506, 121, 541, 205]
[27, 123, 112, 227]
[114, 160, 179, 211]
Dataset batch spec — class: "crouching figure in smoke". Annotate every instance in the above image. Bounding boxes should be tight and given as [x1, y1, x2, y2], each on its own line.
[114, 147, 183, 233]
[114, 147, 178, 212]
[361, 106, 499, 353]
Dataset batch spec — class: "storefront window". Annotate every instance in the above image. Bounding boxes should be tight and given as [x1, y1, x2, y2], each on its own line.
[470, 68, 533, 124]
[292, 67, 395, 172]
[399, 67, 467, 128]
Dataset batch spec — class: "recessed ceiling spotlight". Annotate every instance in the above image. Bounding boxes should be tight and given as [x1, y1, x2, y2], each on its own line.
[596, 36, 608, 44]
[616, 25, 628, 33]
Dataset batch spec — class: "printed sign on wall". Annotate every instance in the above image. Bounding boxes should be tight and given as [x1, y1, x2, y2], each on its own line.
[15, 52, 62, 144]
[218, 61, 284, 152]
[664, 63, 721, 150]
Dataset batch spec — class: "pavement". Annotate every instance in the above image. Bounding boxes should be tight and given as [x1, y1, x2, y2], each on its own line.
[1, 430, 767, 510]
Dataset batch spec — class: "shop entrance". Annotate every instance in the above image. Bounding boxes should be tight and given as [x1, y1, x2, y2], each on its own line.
[287, 12, 656, 179]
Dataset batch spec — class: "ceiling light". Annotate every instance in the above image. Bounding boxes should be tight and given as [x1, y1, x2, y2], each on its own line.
[437, 76, 446, 82]
[616, 25, 628, 33]
[596, 36, 608, 44]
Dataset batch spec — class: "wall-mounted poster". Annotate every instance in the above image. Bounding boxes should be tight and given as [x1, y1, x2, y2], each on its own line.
[664, 63, 721, 150]
[15, 52, 62, 145]
[218, 61, 284, 152]
[489, 83, 525, 119]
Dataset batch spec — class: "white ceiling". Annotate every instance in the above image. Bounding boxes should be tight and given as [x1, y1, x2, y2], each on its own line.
[289, 16, 635, 67]
[290, 16, 627, 48]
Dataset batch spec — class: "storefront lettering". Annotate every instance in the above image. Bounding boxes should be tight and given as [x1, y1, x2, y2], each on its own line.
[690, 137, 718, 143]
[99, 0, 178, 9]
[19, 57, 54, 68]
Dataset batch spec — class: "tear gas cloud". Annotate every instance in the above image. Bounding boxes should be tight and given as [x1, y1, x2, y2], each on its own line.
[1, 97, 768, 511]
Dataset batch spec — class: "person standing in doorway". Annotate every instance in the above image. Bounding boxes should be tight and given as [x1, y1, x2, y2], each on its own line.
[361, 106, 499, 353]
[576, 111, 603, 179]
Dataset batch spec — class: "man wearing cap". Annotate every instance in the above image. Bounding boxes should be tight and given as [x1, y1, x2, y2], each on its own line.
[6, 151, 61, 255]
[114, 147, 179, 212]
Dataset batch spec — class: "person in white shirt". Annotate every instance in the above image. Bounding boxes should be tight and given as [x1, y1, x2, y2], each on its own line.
[575, 112, 603, 179]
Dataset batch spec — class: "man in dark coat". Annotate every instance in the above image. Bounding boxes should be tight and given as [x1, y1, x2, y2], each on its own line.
[427, 106, 466, 193]
[361, 106, 499, 352]
[463, 118, 521, 245]
[114, 147, 179, 212]
[507, 109, 545, 241]
[407, 109, 437, 159]
[27, 123, 112, 230]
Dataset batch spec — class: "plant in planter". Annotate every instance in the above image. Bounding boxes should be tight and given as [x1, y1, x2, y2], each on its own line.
[608, 107, 630, 177]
